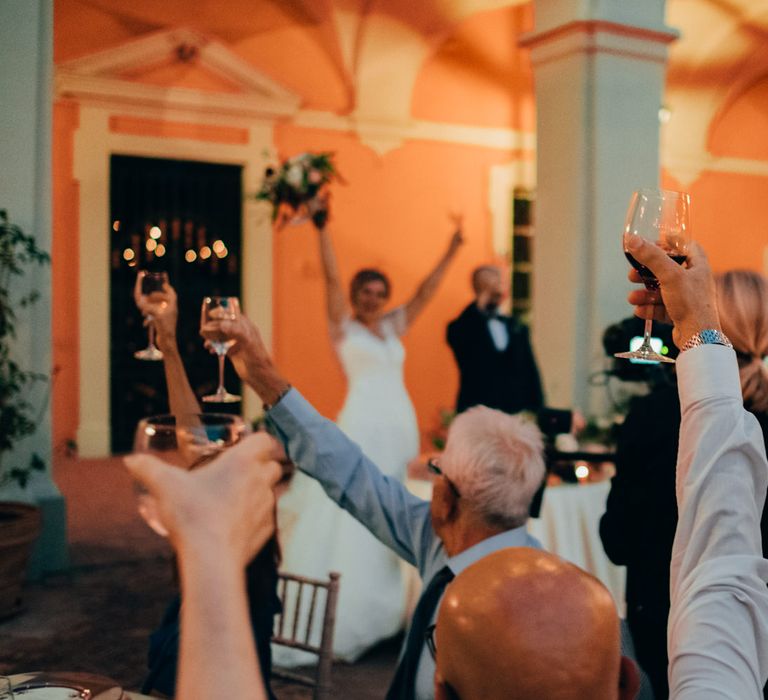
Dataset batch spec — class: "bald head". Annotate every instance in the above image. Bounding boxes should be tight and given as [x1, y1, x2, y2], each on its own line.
[435, 548, 628, 700]
[471, 266, 504, 311]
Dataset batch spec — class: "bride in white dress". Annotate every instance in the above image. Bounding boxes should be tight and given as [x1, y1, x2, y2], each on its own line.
[273, 200, 463, 665]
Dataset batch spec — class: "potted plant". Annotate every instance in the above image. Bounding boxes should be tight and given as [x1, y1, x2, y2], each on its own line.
[0, 208, 49, 618]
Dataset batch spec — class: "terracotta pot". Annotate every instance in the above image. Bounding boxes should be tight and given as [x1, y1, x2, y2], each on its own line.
[0, 502, 41, 620]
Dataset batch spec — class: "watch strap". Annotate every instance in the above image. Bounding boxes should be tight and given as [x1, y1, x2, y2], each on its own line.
[680, 329, 733, 352]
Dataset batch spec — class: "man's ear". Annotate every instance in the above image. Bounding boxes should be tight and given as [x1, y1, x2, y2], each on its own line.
[618, 656, 641, 700]
[431, 477, 459, 526]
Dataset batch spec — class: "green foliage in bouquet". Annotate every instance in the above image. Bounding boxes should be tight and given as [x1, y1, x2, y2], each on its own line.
[255, 152, 339, 222]
[0, 209, 50, 488]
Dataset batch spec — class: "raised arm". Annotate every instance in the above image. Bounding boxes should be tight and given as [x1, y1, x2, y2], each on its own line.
[200, 312, 436, 569]
[403, 215, 464, 328]
[311, 198, 347, 340]
[625, 236, 768, 697]
[138, 282, 200, 416]
[125, 434, 283, 700]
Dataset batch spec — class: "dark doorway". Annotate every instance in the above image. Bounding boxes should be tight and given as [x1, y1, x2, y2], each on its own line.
[110, 155, 243, 453]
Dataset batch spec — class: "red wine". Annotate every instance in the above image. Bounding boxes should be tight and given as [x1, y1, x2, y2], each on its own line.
[625, 252, 686, 290]
[141, 273, 166, 294]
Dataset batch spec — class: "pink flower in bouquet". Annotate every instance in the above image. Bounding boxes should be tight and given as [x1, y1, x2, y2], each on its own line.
[308, 169, 322, 185]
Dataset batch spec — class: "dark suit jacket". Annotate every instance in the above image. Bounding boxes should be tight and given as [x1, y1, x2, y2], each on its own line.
[447, 303, 544, 415]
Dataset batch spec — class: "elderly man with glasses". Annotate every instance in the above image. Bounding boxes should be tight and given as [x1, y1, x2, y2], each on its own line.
[200, 310, 547, 700]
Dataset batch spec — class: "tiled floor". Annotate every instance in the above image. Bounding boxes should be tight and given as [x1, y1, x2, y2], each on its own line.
[0, 456, 399, 698]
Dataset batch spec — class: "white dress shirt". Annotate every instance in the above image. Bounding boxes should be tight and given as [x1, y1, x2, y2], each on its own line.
[487, 315, 509, 352]
[669, 345, 768, 698]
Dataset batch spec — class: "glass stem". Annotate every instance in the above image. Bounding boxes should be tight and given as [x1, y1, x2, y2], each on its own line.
[147, 321, 157, 350]
[641, 318, 654, 349]
[217, 353, 226, 395]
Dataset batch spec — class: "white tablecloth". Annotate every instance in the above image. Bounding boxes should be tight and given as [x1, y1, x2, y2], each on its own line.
[528, 480, 626, 613]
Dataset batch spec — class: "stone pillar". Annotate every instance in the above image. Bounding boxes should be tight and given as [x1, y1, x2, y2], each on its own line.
[521, 1, 677, 414]
[0, 0, 69, 575]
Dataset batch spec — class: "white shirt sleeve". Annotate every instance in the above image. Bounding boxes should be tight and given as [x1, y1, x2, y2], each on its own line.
[669, 345, 768, 699]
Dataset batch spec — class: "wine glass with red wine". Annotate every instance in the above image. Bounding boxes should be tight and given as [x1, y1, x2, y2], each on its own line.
[615, 188, 691, 364]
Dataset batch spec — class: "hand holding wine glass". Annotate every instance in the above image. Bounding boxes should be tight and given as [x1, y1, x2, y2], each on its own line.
[200, 296, 242, 403]
[616, 188, 691, 363]
[130, 413, 248, 537]
[134, 271, 169, 361]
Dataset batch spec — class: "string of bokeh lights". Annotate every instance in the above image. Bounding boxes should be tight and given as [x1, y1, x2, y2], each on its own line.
[116, 222, 229, 267]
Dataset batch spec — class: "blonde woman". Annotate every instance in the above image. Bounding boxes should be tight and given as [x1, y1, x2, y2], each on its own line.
[274, 200, 463, 666]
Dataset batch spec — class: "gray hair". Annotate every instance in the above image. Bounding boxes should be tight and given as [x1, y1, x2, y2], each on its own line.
[442, 406, 545, 529]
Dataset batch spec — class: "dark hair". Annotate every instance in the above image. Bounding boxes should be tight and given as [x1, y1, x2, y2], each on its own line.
[350, 268, 391, 303]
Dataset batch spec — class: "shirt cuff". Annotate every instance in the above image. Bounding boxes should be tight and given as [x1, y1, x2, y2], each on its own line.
[266, 387, 318, 427]
[677, 344, 741, 410]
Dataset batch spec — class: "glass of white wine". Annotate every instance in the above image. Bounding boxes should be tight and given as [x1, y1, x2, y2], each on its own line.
[132, 413, 247, 536]
[200, 296, 241, 403]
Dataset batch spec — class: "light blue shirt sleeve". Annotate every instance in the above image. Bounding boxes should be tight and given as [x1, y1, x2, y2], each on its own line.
[267, 388, 436, 569]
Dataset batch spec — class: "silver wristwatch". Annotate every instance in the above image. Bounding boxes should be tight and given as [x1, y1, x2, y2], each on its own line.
[680, 329, 733, 352]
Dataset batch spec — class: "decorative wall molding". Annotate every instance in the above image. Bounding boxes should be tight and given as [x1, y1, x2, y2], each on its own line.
[73, 105, 274, 456]
[294, 109, 536, 154]
[521, 19, 678, 67]
[56, 27, 301, 121]
[663, 151, 768, 187]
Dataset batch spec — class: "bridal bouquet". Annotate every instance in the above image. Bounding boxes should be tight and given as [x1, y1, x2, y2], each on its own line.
[255, 152, 340, 228]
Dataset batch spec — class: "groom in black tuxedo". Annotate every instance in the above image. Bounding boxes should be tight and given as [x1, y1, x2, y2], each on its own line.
[447, 266, 571, 436]
[447, 265, 544, 413]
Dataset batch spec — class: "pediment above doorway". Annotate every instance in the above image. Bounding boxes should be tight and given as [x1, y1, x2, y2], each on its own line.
[55, 27, 302, 120]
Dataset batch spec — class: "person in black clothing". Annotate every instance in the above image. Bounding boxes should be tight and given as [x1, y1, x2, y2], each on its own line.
[600, 269, 768, 700]
[134, 280, 281, 699]
[447, 265, 544, 415]
[447, 265, 574, 436]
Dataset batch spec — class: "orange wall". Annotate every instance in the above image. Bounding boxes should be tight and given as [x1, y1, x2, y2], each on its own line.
[662, 76, 768, 274]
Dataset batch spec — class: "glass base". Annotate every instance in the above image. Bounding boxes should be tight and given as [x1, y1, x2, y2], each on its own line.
[202, 390, 241, 403]
[615, 348, 675, 364]
[134, 346, 163, 361]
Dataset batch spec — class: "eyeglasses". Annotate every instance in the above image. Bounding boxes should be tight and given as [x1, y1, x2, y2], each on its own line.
[427, 458, 461, 498]
[426, 623, 438, 661]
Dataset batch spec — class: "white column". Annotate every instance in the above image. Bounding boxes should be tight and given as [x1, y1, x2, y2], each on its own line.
[521, 0, 677, 414]
[0, 0, 68, 573]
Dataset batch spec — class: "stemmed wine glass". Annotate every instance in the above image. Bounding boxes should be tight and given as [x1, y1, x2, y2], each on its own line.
[616, 188, 691, 364]
[132, 413, 247, 536]
[200, 296, 241, 403]
[134, 271, 169, 361]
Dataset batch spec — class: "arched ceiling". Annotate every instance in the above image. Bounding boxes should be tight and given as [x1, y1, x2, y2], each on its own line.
[54, 0, 768, 146]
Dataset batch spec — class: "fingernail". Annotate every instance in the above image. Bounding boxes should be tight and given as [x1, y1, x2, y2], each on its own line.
[626, 235, 642, 251]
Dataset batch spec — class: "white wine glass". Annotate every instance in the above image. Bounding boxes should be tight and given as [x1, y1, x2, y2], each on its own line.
[132, 413, 247, 536]
[134, 271, 168, 361]
[201, 296, 241, 403]
[616, 188, 691, 364]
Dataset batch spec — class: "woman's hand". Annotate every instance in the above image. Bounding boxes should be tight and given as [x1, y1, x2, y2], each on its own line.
[447, 213, 465, 255]
[141, 283, 177, 353]
[309, 190, 331, 231]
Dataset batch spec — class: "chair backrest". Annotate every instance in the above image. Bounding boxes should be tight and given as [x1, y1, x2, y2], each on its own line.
[271, 570, 341, 700]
